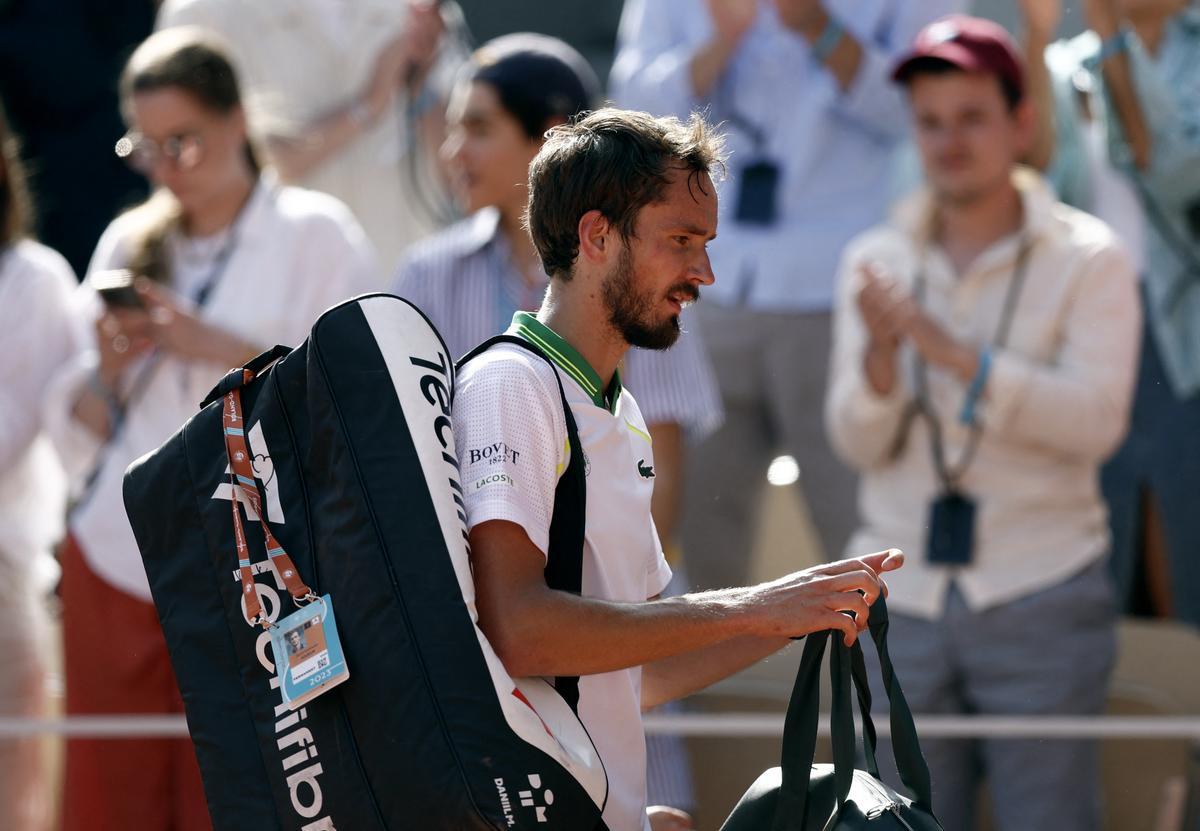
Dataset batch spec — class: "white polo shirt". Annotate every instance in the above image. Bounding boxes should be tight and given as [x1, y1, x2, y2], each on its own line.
[453, 312, 673, 831]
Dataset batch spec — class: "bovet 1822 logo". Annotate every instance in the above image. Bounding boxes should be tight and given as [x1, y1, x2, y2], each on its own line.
[469, 441, 521, 466]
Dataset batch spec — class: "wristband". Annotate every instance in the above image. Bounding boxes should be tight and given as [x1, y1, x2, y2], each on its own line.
[959, 349, 992, 426]
[811, 16, 846, 64]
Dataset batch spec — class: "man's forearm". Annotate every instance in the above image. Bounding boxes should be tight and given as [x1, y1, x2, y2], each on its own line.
[266, 102, 372, 183]
[472, 520, 892, 685]
[789, 7, 863, 92]
[689, 37, 740, 98]
[484, 586, 753, 680]
[641, 634, 791, 710]
[1023, 27, 1057, 171]
[863, 341, 900, 396]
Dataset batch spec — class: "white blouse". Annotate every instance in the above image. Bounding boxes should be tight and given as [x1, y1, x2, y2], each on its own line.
[0, 239, 82, 590]
[43, 180, 378, 600]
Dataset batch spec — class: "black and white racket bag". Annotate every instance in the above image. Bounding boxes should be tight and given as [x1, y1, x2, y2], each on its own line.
[123, 294, 608, 830]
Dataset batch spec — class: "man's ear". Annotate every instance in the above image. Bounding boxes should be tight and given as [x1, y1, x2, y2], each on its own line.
[577, 209, 612, 266]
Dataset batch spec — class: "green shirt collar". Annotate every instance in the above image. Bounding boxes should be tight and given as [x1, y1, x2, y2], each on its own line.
[508, 312, 622, 412]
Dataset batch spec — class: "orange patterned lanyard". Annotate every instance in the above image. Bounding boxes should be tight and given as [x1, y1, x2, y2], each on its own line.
[221, 372, 314, 628]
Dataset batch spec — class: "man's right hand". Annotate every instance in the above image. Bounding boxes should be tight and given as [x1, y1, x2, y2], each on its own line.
[737, 550, 904, 645]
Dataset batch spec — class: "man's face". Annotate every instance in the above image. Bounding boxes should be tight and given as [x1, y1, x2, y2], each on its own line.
[908, 71, 1030, 206]
[287, 630, 302, 649]
[441, 81, 543, 216]
[601, 167, 718, 350]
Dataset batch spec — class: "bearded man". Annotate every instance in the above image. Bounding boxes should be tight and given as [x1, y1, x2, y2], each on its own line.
[452, 107, 905, 831]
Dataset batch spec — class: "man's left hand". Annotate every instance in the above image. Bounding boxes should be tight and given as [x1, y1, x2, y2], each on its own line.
[904, 307, 980, 383]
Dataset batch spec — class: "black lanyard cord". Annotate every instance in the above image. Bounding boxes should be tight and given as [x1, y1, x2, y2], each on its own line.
[913, 236, 1033, 492]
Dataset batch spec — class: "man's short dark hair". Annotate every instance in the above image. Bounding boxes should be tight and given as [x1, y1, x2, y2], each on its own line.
[525, 108, 725, 279]
[897, 56, 1023, 111]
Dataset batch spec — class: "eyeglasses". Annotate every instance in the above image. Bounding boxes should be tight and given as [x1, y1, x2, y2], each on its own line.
[114, 131, 205, 173]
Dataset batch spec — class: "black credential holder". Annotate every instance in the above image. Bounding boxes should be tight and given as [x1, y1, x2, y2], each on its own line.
[771, 596, 936, 831]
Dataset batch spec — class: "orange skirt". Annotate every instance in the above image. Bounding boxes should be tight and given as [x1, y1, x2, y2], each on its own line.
[60, 534, 210, 831]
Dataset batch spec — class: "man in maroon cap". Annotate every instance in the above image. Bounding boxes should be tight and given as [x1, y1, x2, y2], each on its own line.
[825, 14, 1140, 830]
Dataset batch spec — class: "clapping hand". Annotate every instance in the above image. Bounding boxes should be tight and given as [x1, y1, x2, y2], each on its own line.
[856, 263, 979, 382]
[706, 0, 757, 47]
[856, 262, 913, 353]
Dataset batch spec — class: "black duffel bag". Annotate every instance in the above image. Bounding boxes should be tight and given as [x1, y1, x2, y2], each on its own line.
[123, 294, 608, 830]
[721, 596, 942, 831]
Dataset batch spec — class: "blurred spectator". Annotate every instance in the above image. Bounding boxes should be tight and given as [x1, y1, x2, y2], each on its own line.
[0, 103, 79, 831]
[394, 37, 721, 818]
[1029, 0, 1200, 626]
[157, 0, 468, 273]
[610, 0, 963, 590]
[826, 17, 1139, 829]
[41, 29, 375, 831]
[0, 0, 154, 278]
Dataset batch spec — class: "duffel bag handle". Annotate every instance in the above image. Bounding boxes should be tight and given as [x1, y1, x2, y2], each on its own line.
[772, 629, 828, 831]
[201, 344, 292, 409]
[772, 596, 934, 830]
[850, 597, 935, 812]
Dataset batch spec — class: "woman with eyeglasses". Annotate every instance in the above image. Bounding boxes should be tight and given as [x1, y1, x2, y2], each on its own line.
[42, 27, 376, 831]
[0, 103, 81, 831]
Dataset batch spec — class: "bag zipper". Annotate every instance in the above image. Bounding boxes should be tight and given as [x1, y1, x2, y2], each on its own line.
[860, 776, 917, 830]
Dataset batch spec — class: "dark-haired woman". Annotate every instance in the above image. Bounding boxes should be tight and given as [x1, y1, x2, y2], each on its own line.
[0, 105, 80, 831]
[43, 28, 376, 830]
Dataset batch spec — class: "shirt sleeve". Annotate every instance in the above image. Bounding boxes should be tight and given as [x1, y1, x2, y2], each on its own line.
[0, 247, 83, 472]
[1113, 28, 1200, 221]
[453, 351, 568, 560]
[824, 233, 914, 471]
[288, 197, 381, 339]
[609, 0, 701, 118]
[983, 241, 1141, 461]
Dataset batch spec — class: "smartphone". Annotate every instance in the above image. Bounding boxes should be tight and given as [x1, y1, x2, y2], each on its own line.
[93, 269, 145, 309]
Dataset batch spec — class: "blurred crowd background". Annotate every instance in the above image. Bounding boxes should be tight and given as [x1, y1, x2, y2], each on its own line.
[2, 1, 1199, 829]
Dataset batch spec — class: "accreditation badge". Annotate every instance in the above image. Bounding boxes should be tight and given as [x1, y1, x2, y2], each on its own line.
[271, 594, 350, 711]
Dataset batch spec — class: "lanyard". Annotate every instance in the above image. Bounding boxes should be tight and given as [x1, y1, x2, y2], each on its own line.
[913, 236, 1032, 492]
[222, 374, 314, 627]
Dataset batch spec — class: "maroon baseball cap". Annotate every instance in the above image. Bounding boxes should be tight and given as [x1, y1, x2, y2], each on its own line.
[892, 15, 1024, 99]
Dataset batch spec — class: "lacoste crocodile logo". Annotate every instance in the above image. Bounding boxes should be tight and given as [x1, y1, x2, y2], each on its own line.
[637, 459, 655, 479]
